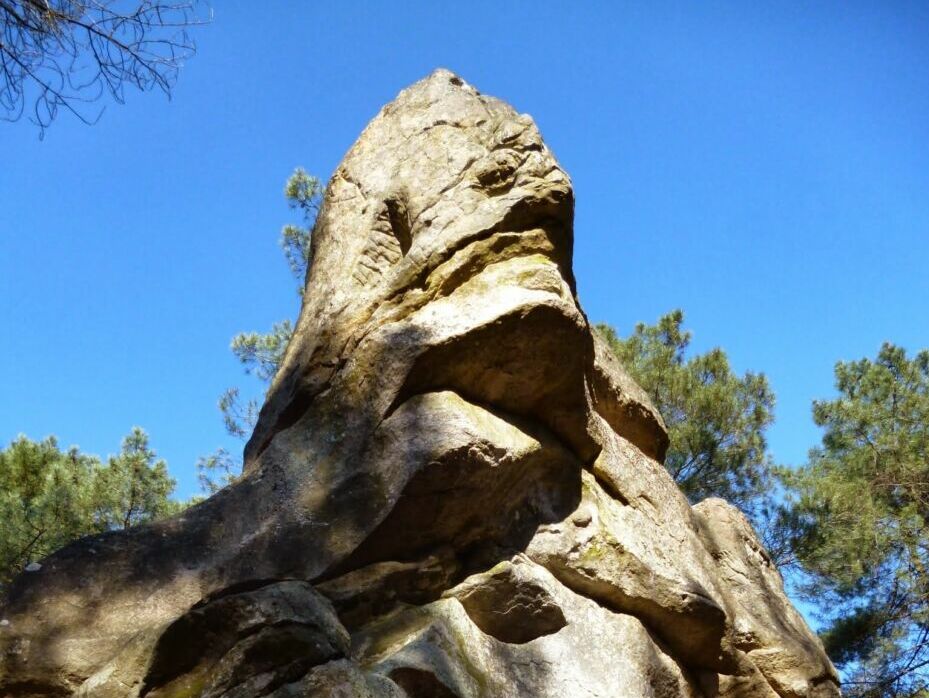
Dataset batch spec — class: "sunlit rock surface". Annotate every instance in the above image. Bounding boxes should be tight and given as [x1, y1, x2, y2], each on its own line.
[0, 70, 839, 697]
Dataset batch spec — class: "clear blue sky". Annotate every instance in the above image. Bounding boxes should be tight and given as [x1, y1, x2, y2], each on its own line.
[2, 2, 928, 502]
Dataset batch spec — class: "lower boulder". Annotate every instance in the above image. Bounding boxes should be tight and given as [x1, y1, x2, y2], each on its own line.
[141, 582, 350, 698]
[352, 556, 702, 698]
[693, 499, 841, 698]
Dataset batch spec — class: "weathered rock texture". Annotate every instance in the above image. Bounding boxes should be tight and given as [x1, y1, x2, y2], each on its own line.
[0, 70, 839, 697]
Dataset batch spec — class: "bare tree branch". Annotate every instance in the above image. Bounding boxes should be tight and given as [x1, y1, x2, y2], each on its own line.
[0, 0, 210, 136]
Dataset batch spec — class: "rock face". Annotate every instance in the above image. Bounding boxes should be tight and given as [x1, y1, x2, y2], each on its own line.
[0, 70, 839, 697]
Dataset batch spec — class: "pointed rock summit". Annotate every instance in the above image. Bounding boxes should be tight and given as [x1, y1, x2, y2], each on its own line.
[0, 70, 839, 697]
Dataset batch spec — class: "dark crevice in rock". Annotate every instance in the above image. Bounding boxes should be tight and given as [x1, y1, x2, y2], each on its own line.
[0, 680, 72, 698]
[245, 659, 320, 698]
[193, 577, 294, 609]
[389, 667, 461, 698]
[385, 195, 413, 255]
[315, 551, 460, 631]
[589, 465, 631, 507]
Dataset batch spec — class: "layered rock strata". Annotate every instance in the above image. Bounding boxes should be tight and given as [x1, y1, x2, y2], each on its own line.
[0, 70, 839, 698]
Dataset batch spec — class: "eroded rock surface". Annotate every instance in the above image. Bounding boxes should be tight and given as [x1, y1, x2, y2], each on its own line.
[0, 70, 838, 697]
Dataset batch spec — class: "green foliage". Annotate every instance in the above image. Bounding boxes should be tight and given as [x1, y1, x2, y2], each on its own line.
[280, 167, 322, 286]
[205, 167, 322, 493]
[225, 167, 321, 396]
[216, 387, 260, 441]
[229, 319, 295, 383]
[195, 447, 237, 495]
[785, 343, 929, 697]
[0, 429, 180, 588]
[0, 436, 94, 587]
[596, 310, 776, 514]
[91, 427, 181, 530]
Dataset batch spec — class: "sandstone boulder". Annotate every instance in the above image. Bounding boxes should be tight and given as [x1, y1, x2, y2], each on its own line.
[0, 69, 838, 697]
[693, 499, 841, 698]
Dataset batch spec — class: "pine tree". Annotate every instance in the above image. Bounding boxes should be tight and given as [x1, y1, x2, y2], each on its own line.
[596, 310, 776, 515]
[785, 343, 929, 697]
[91, 427, 181, 530]
[199, 168, 322, 492]
[0, 429, 179, 588]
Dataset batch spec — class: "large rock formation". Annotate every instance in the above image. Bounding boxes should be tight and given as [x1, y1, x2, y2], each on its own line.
[0, 70, 839, 698]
